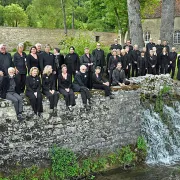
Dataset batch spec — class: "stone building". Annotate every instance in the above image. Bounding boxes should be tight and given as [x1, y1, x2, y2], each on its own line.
[142, 0, 180, 51]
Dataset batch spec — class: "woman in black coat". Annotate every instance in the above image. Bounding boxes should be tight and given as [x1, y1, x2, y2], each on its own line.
[25, 67, 43, 117]
[147, 50, 157, 75]
[92, 66, 114, 98]
[26, 46, 40, 74]
[108, 49, 121, 85]
[160, 47, 169, 74]
[58, 64, 75, 111]
[13, 43, 27, 93]
[65, 46, 80, 79]
[42, 65, 59, 112]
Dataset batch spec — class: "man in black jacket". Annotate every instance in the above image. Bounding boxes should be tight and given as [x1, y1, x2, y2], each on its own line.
[92, 43, 105, 73]
[168, 47, 177, 79]
[131, 45, 141, 77]
[39, 44, 56, 73]
[1, 67, 24, 121]
[0, 44, 14, 76]
[112, 62, 130, 86]
[80, 47, 94, 89]
[162, 40, 170, 53]
[146, 38, 155, 53]
[111, 39, 122, 50]
[155, 40, 163, 75]
[73, 65, 92, 110]
[137, 51, 147, 76]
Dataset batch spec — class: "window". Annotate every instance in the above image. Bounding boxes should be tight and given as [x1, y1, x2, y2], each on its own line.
[95, 36, 100, 42]
[144, 31, 151, 42]
[173, 31, 180, 44]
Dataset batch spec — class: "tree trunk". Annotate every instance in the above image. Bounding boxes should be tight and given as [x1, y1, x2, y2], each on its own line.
[127, 0, 144, 49]
[160, 0, 175, 49]
[61, 0, 67, 35]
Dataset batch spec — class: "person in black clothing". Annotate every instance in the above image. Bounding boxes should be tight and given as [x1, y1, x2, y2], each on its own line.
[146, 38, 155, 53]
[92, 43, 105, 73]
[26, 46, 40, 74]
[112, 62, 130, 86]
[108, 49, 121, 85]
[147, 50, 157, 75]
[92, 66, 114, 99]
[111, 39, 122, 50]
[106, 47, 113, 78]
[162, 40, 170, 54]
[121, 49, 128, 72]
[0, 44, 14, 76]
[168, 47, 177, 79]
[39, 44, 56, 74]
[42, 65, 59, 112]
[13, 43, 27, 93]
[72, 65, 92, 110]
[160, 47, 169, 74]
[35, 43, 43, 55]
[80, 47, 94, 89]
[125, 46, 132, 79]
[123, 40, 133, 51]
[25, 67, 43, 117]
[155, 40, 163, 75]
[64, 46, 79, 78]
[0, 71, 4, 97]
[1, 67, 24, 121]
[137, 51, 147, 76]
[177, 55, 180, 80]
[131, 45, 141, 77]
[54, 47, 65, 75]
[58, 64, 76, 111]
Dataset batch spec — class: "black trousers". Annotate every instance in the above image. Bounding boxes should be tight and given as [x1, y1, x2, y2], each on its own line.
[16, 74, 26, 93]
[160, 64, 169, 74]
[109, 69, 114, 85]
[80, 87, 91, 105]
[148, 67, 156, 75]
[138, 68, 146, 76]
[87, 70, 93, 89]
[93, 84, 111, 96]
[59, 88, 75, 107]
[132, 63, 138, 77]
[168, 65, 175, 79]
[43, 91, 59, 109]
[26, 91, 43, 114]
[126, 66, 131, 79]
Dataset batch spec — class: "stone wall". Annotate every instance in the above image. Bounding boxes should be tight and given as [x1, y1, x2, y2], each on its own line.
[0, 90, 141, 171]
[0, 27, 118, 51]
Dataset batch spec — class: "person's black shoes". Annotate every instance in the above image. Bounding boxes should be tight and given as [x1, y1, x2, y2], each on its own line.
[109, 95, 115, 99]
[84, 104, 91, 111]
[17, 113, 25, 121]
[68, 106, 73, 112]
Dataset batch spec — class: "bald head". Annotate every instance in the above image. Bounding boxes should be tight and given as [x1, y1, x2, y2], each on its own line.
[80, 65, 87, 73]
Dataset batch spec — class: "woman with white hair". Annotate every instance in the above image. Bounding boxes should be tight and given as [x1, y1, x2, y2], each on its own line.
[13, 43, 27, 93]
[42, 65, 59, 112]
[1, 67, 24, 121]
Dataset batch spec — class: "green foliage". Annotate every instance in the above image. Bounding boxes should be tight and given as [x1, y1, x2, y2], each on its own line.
[137, 136, 147, 151]
[50, 146, 79, 179]
[40, 169, 50, 180]
[3, 3, 28, 27]
[59, 33, 97, 56]
[0, 5, 4, 25]
[117, 146, 136, 166]
[23, 41, 32, 51]
[154, 85, 171, 115]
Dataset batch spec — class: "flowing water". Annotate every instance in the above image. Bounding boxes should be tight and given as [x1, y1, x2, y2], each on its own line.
[96, 101, 180, 179]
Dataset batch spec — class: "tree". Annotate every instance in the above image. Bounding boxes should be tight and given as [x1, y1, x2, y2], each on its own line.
[61, 0, 67, 34]
[3, 4, 28, 27]
[160, 0, 175, 48]
[127, 0, 144, 48]
[0, 5, 4, 25]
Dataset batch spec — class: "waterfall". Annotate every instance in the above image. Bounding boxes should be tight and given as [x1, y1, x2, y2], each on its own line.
[141, 101, 180, 165]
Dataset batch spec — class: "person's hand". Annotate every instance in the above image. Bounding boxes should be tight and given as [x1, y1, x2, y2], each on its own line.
[91, 63, 93, 65]
[0, 71, 4, 76]
[34, 92, 37, 98]
[76, 71, 78, 73]
[118, 83, 122, 86]
[15, 69, 19, 74]
[170, 61, 172, 64]
[88, 63, 91, 66]
[53, 71, 56, 74]
[65, 88, 70, 92]
[108, 70, 110, 73]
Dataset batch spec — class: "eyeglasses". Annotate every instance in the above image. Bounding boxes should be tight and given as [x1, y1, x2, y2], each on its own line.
[82, 69, 86, 70]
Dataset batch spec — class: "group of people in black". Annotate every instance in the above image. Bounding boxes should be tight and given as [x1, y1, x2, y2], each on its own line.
[0, 39, 179, 121]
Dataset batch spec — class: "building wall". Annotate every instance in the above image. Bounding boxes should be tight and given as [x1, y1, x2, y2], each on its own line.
[0, 27, 118, 51]
[142, 17, 180, 51]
